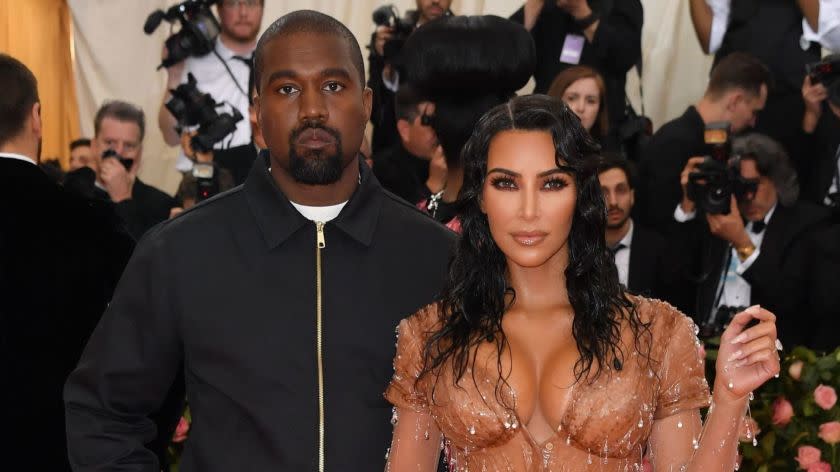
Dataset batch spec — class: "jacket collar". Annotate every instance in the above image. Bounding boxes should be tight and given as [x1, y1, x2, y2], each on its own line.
[244, 150, 383, 249]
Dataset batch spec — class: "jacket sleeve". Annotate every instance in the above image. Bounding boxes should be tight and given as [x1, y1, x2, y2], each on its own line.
[64, 226, 183, 471]
[638, 133, 688, 232]
[587, 0, 644, 75]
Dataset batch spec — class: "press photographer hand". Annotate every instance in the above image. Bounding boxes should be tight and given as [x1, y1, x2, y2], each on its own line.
[679, 156, 706, 214]
[557, 0, 593, 18]
[802, 75, 827, 133]
[714, 305, 780, 403]
[374, 25, 394, 57]
[100, 156, 132, 203]
[706, 196, 752, 250]
[180, 131, 214, 164]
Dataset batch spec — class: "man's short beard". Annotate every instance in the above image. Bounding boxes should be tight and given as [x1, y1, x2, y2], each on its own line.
[288, 126, 345, 185]
[606, 209, 630, 230]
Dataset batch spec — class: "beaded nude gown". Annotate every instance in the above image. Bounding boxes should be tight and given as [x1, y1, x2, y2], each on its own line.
[385, 297, 711, 471]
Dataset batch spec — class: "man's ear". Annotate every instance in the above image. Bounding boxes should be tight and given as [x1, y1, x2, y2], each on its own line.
[31, 102, 42, 138]
[362, 86, 373, 123]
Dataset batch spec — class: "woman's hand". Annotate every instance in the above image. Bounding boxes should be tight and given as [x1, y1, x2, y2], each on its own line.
[714, 305, 781, 403]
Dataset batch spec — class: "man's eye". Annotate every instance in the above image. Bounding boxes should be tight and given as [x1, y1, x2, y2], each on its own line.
[324, 82, 344, 92]
[278, 85, 298, 95]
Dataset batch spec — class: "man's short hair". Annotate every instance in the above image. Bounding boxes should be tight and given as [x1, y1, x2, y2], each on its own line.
[0, 54, 39, 147]
[253, 10, 365, 91]
[596, 152, 637, 190]
[70, 138, 91, 151]
[94, 101, 146, 141]
[707, 52, 773, 99]
[394, 84, 425, 122]
[732, 133, 799, 205]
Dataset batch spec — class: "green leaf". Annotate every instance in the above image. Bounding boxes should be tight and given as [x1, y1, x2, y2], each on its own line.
[762, 430, 776, 457]
[756, 465, 768, 472]
[816, 356, 837, 371]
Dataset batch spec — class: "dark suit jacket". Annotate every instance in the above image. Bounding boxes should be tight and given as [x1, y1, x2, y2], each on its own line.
[626, 223, 669, 301]
[637, 106, 708, 233]
[511, 0, 643, 129]
[115, 177, 178, 240]
[372, 143, 430, 205]
[0, 157, 135, 471]
[675, 201, 838, 350]
[797, 106, 840, 207]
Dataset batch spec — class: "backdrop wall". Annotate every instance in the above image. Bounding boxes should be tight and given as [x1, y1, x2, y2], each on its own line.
[68, 0, 714, 194]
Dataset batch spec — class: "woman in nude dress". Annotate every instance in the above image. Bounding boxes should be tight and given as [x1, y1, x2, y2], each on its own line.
[385, 95, 780, 471]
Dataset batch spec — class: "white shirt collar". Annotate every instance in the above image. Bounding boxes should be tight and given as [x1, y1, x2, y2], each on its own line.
[617, 219, 634, 248]
[747, 203, 777, 232]
[0, 152, 37, 166]
[214, 36, 252, 61]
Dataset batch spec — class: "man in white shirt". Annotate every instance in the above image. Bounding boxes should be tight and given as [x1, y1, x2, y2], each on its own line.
[158, 0, 264, 182]
[688, 0, 822, 160]
[673, 133, 837, 348]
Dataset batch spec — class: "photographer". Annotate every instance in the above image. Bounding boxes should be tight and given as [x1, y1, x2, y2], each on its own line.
[510, 0, 642, 131]
[688, 0, 821, 156]
[798, 56, 840, 211]
[157, 0, 263, 183]
[170, 130, 236, 217]
[92, 101, 179, 240]
[638, 52, 771, 232]
[367, 0, 452, 154]
[673, 133, 838, 350]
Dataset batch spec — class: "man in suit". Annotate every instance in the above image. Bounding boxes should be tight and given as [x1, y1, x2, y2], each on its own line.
[673, 133, 838, 350]
[597, 155, 674, 303]
[638, 52, 772, 232]
[0, 54, 135, 471]
[689, 0, 822, 158]
[90, 100, 179, 240]
[799, 68, 840, 212]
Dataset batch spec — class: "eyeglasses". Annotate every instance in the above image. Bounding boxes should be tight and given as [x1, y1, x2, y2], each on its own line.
[220, 0, 261, 8]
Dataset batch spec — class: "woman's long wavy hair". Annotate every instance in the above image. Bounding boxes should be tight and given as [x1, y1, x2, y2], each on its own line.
[418, 95, 650, 405]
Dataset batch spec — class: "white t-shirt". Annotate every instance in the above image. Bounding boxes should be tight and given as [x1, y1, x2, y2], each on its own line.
[174, 37, 253, 172]
[290, 201, 348, 223]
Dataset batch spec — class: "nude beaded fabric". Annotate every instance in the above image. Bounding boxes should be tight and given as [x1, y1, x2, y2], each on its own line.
[385, 297, 711, 471]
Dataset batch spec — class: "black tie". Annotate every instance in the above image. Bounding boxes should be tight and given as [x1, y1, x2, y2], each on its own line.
[609, 243, 627, 258]
[750, 220, 766, 234]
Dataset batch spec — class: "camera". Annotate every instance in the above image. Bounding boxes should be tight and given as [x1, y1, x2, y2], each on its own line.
[144, 0, 220, 69]
[698, 305, 747, 339]
[166, 72, 243, 153]
[101, 149, 134, 171]
[807, 54, 840, 106]
[166, 73, 242, 202]
[372, 4, 417, 62]
[686, 122, 758, 215]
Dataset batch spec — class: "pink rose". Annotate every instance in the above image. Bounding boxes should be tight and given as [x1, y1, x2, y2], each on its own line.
[806, 461, 831, 472]
[789, 360, 804, 380]
[772, 397, 795, 426]
[641, 456, 652, 472]
[172, 415, 190, 443]
[815, 385, 838, 410]
[796, 445, 822, 469]
[738, 416, 761, 442]
[819, 421, 840, 444]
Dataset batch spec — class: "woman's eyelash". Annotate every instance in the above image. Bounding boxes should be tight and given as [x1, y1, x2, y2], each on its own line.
[543, 177, 569, 189]
[490, 177, 516, 189]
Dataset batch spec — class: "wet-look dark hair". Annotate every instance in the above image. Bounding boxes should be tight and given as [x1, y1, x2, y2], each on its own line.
[418, 94, 651, 407]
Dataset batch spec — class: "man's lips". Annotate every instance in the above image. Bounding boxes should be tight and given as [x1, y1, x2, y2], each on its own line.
[295, 128, 335, 149]
[511, 231, 548, 246]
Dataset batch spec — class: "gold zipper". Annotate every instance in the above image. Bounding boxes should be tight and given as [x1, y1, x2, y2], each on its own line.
[315, 221, 326, 472]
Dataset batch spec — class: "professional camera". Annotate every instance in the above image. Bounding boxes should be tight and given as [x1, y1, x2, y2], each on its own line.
[101, 149, 134, 171]
[166, 73, 243, 153]
[372, 4, 417, 61]
[698, 305, 748, 339]
[166, 73, 242, 202]
[686, 122, 758, 215]
[806, 54, 840, 106]
[144, 0, 220, 69]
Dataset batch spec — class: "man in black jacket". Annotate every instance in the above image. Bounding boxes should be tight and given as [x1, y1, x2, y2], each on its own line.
[367, 0, 453, 154]
[90, 100, 178, 240]
[597, 155, 675, 304]
[799, 70, 840, 212]
[64, 11, 455, 472]
[0, 54, 135, 472]
[637, 52, 772, 232]
[510, 0, 642, 130]
[672, 133, 838, 350]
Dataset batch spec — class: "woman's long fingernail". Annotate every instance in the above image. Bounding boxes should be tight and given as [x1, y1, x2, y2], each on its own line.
[731, 333, 747, 344]
[727, 350, 744, 362]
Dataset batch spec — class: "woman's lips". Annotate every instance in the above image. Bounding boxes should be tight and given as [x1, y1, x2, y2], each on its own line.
[511, 231, 548, 246]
